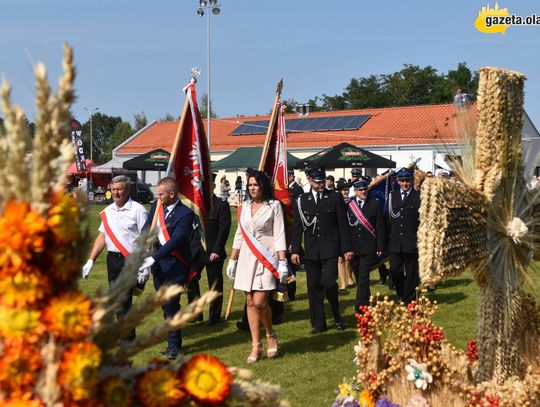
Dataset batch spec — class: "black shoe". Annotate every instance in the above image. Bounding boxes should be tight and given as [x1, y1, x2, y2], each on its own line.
[236, 321, 249, 331]
[206, 319, 221, 326]
[272, 315, 283, 325]
[310, 326, 328, 334]
[160, 346, 180, 359]
[335, 322, 346, 331]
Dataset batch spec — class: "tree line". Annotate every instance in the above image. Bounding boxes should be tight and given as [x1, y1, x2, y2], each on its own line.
[284, 62, 478, 113]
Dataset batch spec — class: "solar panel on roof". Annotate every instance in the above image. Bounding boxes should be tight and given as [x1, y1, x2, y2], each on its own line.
[230, 115, 371, 135]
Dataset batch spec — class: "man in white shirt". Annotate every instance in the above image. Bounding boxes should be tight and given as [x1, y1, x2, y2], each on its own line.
[82, 175, 148, 344]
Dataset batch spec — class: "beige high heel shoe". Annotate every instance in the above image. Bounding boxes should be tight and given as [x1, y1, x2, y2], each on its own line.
[247, 342, 263, 364]
[266, 332, 279, 359]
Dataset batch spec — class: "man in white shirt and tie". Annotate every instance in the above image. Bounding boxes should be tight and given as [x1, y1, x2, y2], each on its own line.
[81, 175, 148, 345]
[386, 169, 421, 304]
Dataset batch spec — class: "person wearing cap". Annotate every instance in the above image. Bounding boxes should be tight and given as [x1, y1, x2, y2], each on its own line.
[336, 178, 355, 290]
[348, 168, 362, 197]
[291, 167, 353, 334]
[387, 169, 420, 304]
[347, 180, 386, 312]
[288, 169, 304, 200]
[325, 175, 336, 191]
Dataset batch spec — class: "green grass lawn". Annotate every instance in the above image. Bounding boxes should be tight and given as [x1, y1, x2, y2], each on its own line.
[80, 204, 540, 407]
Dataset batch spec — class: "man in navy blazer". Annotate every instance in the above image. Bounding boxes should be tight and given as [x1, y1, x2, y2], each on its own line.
[142, 177, 194, 358]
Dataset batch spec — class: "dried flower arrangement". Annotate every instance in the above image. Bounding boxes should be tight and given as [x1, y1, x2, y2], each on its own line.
[0, 44, 288, 407]
[333, 67, 540, 406]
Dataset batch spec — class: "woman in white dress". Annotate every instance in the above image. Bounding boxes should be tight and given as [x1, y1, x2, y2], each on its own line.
[226, 170, 288, 363]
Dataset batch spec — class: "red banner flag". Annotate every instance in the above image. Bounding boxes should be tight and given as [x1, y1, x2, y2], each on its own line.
[173, 80, 212, 235]
[260, 102, 293, 220]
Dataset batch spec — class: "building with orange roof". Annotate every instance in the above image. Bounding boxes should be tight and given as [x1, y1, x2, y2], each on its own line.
[112, 103, 540, 188]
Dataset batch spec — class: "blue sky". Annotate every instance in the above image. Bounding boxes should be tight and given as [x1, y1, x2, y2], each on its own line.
[1, 0, 540, 127]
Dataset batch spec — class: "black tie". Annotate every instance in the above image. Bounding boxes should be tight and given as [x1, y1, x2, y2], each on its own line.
[401, 191, 407, 201]
[358, 200, 363, 209]
[317, 192, 322, 204]
[164, 207, 169, 218]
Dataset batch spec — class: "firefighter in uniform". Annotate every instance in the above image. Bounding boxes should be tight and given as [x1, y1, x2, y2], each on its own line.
[291, 167, 353, 333]
[347, 179, 386, 312]
[387, 169, 420, 304]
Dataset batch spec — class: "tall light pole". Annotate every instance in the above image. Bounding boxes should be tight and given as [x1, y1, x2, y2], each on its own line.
[197, 0, 221, 152]
[83, 107, 99, 162]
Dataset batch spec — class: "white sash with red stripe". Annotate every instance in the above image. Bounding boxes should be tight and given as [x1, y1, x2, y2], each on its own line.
[348, 200, 376, 238]
[100, 210, 131, 257]
[238, 203, 279, 280]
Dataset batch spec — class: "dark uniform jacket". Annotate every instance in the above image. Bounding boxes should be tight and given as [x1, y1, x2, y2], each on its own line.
[347, 197, 386, 255]
[145, 200, 194, 284]
[289, 182, 304, 200]
[205, 194, 231, 258]
[387, 188, 420, 254]
[291, 189, 352, 260]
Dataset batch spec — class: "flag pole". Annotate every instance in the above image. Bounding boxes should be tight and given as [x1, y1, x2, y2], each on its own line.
[149, 83, 192, 231]
[258, 79, 283, 171]
[225, 79, 283, 320]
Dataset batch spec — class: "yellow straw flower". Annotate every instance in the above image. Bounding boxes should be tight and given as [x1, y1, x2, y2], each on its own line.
[0, 306, 42, 342]
[101, 376, 133, 407]
[43, 291, 92, 341]
[0, 342, 42, 392]
[58, 341, 101, 401]
[179, 354, 232, 405]
[359, 390, 375, 407]
[136, 368, 186, 407]
[0, 267, 50, 307]
[47, 192, 80, 243]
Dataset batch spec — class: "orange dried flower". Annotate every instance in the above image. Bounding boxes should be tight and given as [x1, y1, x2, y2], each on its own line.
[0, 392, 44, 407]
[0, 342, 42, 392]
[101, 376, 133, 407]
[136, 368, 186, 407]
[179, 354, 232, 405]
[359, 389, 375, 407]
[47, 192, 80, 243]
[0, 201, 48, 268]
[58, 341, 101, 401]
[43, 291, 92, 341]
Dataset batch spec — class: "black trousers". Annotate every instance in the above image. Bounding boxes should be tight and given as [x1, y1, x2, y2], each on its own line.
[389, 252, 420, 304]
[187, 257, 225, 323]
[153, 270, 182, 350]
[106, 252, 135, 341]
[206, 257, 225, 323]
[304, 257, 342, 329]
[351, 254, 377, 310]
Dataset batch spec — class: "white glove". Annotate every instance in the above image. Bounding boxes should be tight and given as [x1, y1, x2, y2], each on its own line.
[137, 268, 150, 285]
[226, 259, 237, 280]
[278, 260, 288, 284]
[139, 256, 155, 271]
[82, 259, 94, 279]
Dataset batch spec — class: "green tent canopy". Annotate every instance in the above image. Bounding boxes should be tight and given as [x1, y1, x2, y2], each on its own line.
[211, 146, 300, 170]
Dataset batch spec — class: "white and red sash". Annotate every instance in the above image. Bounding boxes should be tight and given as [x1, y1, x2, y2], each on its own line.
[238, 203, 280, 280]
[157, 204, 189, 268]
[348, 200, 376, 238]
[100, 210, 131, 257]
